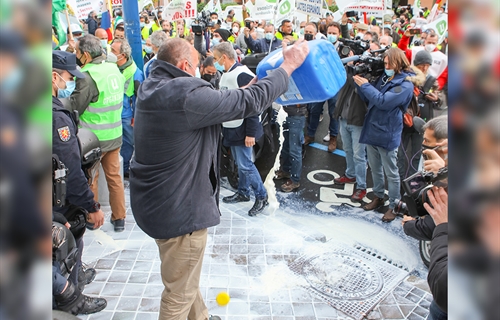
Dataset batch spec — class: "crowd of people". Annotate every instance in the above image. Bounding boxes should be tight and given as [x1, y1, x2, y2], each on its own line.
[49, 3, 449, 319]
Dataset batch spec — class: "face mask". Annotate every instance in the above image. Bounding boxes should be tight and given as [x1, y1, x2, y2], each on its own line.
[195, 67, 201, 78]
[76, 54, 85, 67]
[212, 19, 218, 24]
[256, 27, 264, 33]
[140, 22, 145, 28]
[100, 39, 108, 49]
[214, 61, 225, 72]
[232, 26, 239, 34]
[385, 69, 395, 77]
[299, 28, 304, 35]
[212, 38, 220, 46]
[425, 44, 436, 52]
[202, 73, 214, 82]
[347, 24, 353, 31]
[265, 33, 273, 41]
[327, 34, 337, 43]
[55, 73, 76, 98]
[144, 46, 153, 54]
[304, 34, 314, 41]
[400, 19, 405, 24]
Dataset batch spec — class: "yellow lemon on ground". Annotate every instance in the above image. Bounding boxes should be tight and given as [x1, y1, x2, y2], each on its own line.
[216, 292, 230, 306]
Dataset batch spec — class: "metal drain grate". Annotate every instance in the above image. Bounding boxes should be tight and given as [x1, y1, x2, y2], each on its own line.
[288, 244, 409, 320]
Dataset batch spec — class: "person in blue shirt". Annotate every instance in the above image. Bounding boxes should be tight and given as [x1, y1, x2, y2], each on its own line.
[244, 23, 282, 53]
[353, 47, 414, 222]
[110, 39, 144, 178]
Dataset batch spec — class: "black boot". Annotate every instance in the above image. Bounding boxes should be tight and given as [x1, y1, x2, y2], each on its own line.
[248, 197, 269, 216]
[222, 192, 250, 204]
[77, 265, 96, 292]
[55, 281, 107, 315]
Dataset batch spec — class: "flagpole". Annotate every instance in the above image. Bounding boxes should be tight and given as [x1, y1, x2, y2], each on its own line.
[64, 10, 74, 41]
[269, 0, 281, 54]
[107, 0, 114, 35]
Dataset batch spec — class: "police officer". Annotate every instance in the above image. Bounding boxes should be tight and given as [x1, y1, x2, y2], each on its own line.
[52, 50, 106, 315]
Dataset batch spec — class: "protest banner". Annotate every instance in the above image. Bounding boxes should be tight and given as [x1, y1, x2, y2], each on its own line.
[253, 0, 275, 20]
[423, 13, 448, 44]
[162, 0, 197, 21]
[296, 0, 323, 18]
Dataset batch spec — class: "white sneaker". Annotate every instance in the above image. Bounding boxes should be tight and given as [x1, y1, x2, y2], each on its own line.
[323, 132, 330, 142]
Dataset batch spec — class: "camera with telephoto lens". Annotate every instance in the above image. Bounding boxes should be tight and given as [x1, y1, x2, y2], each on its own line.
[394, 167, 448, 217]
[191, 10, 215, 34]
[337, 38, 370, 58]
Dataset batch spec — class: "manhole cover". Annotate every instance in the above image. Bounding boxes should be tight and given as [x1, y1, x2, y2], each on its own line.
[302, 253, 383, 300]
[289, 244, 410, 320]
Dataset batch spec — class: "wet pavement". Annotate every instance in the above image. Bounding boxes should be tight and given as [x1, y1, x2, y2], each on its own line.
[78, 108, 433, 320]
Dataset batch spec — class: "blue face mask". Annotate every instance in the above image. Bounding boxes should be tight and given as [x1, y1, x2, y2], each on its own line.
[1, 67, 22, 93]
[347, 24, 353, 31]
[385, 69, 395, 77]
[212, 38, 220, 46]
[327, 34, 337, 43]
[144, 46, 153, 54]
[214, 55, 225, 72]
[55, 73, 76, 98]
[100, 39, 108, 49]
[140, 22, 145, 28]
[214, 61, 224, 72]
[265, 33, 273, 41]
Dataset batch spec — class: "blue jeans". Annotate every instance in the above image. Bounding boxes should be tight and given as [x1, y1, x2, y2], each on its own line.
[366, 145, 401, 209]
[306, 96, 339, 137]
[427, 300, 447, 320]
[120, 117, 134, 174]
[231, 145, 267, 200]
[339, 119, 367, 189]
[281, 116, 305, 183]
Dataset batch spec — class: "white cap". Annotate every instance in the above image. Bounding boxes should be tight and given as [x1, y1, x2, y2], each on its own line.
[69, 23, 83, 34]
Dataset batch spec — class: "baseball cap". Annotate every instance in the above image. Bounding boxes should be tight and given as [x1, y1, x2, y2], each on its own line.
[383, 15, 392, 23]
[68, 23, 83, 35]
[357, 23, 369, 31]
[52, 50, 85, 78]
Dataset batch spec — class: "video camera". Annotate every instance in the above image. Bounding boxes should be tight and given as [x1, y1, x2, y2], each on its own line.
[338, 38, 370, 58]
[191, 10, 215, 35]
[340, 46, 389, 78]
[394, 167, 448, 217]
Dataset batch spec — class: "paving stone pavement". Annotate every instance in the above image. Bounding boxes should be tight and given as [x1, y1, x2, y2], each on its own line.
[77, 184, 432, 320]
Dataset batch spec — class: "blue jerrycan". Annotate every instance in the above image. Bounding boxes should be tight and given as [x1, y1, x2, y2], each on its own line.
[256, 39, 346, 106]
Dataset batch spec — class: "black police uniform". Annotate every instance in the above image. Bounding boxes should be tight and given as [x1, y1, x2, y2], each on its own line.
[52, 96, 98, 216]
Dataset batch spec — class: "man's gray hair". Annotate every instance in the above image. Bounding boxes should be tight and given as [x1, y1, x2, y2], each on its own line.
[264, 23, 275, 29]
[423, 115, 448, 140]
[157, 38, 193, 66]
[150, 31, 168, 49]
[380, 35, 393, 46]
[78, 34, 103, 59]
[213, 42, 236, 61]
[112, 38, 132, 59]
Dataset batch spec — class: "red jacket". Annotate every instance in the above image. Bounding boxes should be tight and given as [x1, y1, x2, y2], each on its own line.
[398, 35, 448, 90]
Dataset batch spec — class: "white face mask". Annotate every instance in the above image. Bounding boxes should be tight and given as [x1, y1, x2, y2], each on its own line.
[425, 44, 436, 52]
[232, 26, 239, 34]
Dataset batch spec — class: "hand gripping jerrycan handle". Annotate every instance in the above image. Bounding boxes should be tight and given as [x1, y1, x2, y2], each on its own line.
[256, 39, 347, 106]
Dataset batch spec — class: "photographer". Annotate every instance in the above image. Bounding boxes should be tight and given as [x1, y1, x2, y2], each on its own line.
[417, 187, 449, 320]
[354, 48, 415, 222]
[402, 116, 448, 238]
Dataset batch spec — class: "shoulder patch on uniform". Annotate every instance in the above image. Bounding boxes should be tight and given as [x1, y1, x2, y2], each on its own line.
[57, 126, 71, 142]
[394, 86, 402, 93]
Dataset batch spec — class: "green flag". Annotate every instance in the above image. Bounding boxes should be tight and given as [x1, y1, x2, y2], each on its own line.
[52, 0, 67, 49]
